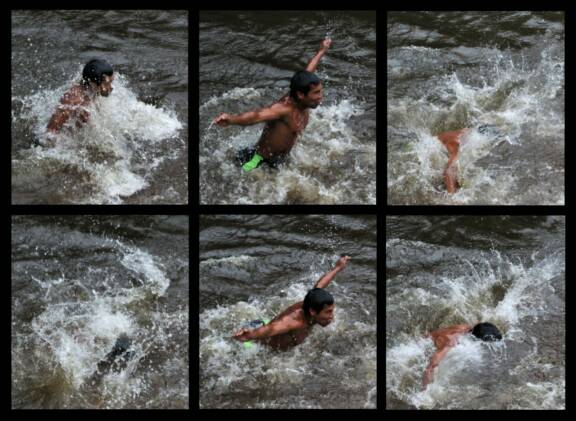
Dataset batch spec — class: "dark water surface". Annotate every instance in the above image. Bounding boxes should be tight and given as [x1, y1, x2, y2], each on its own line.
[388, 12, 564, 205]
[12, 216, 189, 408]
[200, 215, 376, 408]
[200, 11, 376, 204]
[12, 10, 188, 204]
[387, 216, 565, 409]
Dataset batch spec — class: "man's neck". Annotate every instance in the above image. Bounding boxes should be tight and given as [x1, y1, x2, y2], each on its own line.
[81, 83, 97, 100]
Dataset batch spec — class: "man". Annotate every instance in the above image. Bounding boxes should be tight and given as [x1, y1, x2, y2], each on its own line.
[38, 58, 115, 146]
[213, 38, 332, 171]
[423, 322, 503, 388]
[232, 255, 350, 351]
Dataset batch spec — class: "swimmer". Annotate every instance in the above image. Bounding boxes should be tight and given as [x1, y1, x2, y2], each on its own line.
[213, 38, 332, 171]
[436, 124, 503, 193]
[37, 58, 115, 147]
[232, 255, 350, 351]
[422, 322, 502, 388]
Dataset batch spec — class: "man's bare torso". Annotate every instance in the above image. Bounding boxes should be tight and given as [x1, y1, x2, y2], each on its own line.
[260, 302, 313, 351]
[256, 96, 309, 160]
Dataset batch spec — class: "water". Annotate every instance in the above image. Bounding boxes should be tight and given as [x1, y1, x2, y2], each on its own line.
[11, 216, 189, 409]
[386, 216, 565, 409]
[200, 215, 376, 408]
[11, 10, 188, 204]
[200, 11, 376, 204]
[387, 12, 564, 205]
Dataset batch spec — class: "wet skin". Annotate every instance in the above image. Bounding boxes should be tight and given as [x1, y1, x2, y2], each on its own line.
[232, 255, 349, 351]
[437, 128, 470, 193]
[44, 74, 114, 144]
[423, 323, 472, 387]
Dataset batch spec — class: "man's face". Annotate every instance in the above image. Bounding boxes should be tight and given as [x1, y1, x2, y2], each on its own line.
[95, 74, 114, 97]
[298, 83, 323, 108]
[311, 303, 334, 327]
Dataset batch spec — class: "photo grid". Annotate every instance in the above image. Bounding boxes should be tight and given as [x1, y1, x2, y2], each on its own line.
[8, 5, 568, 413]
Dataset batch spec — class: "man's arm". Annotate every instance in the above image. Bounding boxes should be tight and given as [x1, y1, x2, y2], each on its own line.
[313, 255, 350, 289]
[46, 105, 73, 134]
[232, 317, 302, 342]
[214, 102, 290, 127]
[423, 346, 451, 388]
[305, 38, 332, 73]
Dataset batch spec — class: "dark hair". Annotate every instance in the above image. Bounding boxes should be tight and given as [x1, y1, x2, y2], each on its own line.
[471, 322, 502, 341]
[302, 288, 334, 317]
[82, 59, 113, 86]
[290, 70, 321, 100]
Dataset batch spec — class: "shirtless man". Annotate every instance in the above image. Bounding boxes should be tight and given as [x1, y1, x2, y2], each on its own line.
[213, 38, 331, 171]
[37, 58, 115, 147]
[436, 128, 469, 193]
[232, 255, 350, 351]
[423, 322, 502, 388]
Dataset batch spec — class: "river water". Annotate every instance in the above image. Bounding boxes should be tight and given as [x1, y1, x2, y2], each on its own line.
[11, 10, 188, 204]
[200, 11, 376, 204]
[11, 216, 189, 409]
[386, 216, 565, 409]
[199, 215, 377, 408]
[388, 11, 564, 205]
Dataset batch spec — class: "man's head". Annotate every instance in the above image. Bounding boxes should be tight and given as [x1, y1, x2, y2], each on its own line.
[471, 322, 502, 341]
[290, 70, 322, 108]
[82, 59, 114, 97]
[303, 288, 334, 326]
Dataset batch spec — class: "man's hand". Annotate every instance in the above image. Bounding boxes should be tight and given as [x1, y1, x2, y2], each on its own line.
[423, 365, 434, 388]
[314, 254, 351, 289]
[305, 38, 332, 73]
[335, 255, 350, 270]
[213, 113, 232, 127]
[232, 328, 253, 342]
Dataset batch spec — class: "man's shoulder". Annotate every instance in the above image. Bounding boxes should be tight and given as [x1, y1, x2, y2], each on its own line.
[60, 85, 87, 106]
[274, 96, 296, 110]
[279, 304, 307, 326]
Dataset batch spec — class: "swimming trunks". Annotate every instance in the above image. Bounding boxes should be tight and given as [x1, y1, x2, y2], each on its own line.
[236, 147, 286, 171]
[241, 319, 270, 348]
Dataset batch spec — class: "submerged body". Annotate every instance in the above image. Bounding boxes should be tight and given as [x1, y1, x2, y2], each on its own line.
[423, 322, 503, 388]
[86, 334, 134, 386]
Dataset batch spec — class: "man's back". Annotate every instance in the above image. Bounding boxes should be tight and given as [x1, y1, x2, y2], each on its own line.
[428, 324, 471, 349]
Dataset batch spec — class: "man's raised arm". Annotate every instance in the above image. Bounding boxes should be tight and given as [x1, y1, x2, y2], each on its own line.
[305, 38, 332, 73]
[313, 255, 350, 289]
